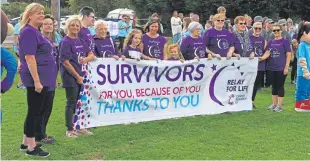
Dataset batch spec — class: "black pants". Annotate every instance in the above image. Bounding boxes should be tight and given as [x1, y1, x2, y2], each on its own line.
[118, 37, 125, 52]
[65, 86, 81, 131]
[35, 90, 55, 141]
[268, 70, 287, 97]
[24, 87, 48, 138]
[264, 71, 270, 87]
[291, 59, 297, 81]
[252, 71, 264, 101]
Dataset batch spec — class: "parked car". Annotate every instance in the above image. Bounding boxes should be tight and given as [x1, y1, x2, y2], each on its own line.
[10, 17, 20, 26]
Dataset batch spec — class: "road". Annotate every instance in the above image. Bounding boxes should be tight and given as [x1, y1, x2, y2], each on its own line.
[1, 35, 14, 48]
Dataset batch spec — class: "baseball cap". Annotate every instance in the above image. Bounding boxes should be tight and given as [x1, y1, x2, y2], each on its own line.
[278, 19, 287, 25]
[254, 16, 263, 22]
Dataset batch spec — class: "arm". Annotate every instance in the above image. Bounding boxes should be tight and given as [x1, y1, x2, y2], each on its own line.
[163, 43, 168, 60]
[62, 60, 83, 83]
[226, 46, 235, 59]
[259, 50, 270, 61]
[1, 49, 17, 93]
[284, 52, 291, 75]
[299, 58, 310, 79]
[25, 55, 43, 92]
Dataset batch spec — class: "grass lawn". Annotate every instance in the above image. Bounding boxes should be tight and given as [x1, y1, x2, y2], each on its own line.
[1, 50, 310, 160]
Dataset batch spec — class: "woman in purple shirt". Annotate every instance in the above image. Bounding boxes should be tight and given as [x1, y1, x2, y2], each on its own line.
[259, 24, 292, 112]
[34, 14, 58, 144]
[18, 3, 54, 157]
[204, 13, 235, 59]
[93, 20, 122, 59]
[180, 21, 212, 60]
[141, 19, 168, 60]
[250, 22, 267, 109]
[60, 16, 96, 137]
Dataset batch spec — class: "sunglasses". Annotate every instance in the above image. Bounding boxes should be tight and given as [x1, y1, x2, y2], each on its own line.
[254, 27, 262, 30]
[238, 23, 246, 25]
[216, 19, 225, 22]
[273, 29, 281, 32]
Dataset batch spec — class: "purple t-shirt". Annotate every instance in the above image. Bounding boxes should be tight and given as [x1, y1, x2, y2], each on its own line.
[142, 34, 167, 60]
[122, 46, 142, 59]
[232, 32, 254, 57]
[60, 36, 91, 87]
[18, 24, 56, 87]
[292, 33, 297, 40]
[93, 35, 119, 58]
[79, 27, 94, 51]
[47, 39, 59, 91]
[204, 28, 234, 57]
[180, 36, 207, 60]
[266, 38, 291, 71]
[250, 35, 266, 71]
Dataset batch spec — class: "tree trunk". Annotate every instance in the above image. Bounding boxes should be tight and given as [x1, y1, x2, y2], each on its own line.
[51, 0, 59, 22]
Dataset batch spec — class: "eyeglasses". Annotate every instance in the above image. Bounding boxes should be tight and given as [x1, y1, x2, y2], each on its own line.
[238, 23, 246, 25]
[216, 19, 225, 22]
[273, 29, 281, 32]
[254, 27, 262, 30]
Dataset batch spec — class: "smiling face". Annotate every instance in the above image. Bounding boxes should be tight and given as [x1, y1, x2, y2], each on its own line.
[96, 23, 108, 38]
[149, 22, 159, 34]
[132, 33, 142, 46]
[170, 47, 179, 58]
[192, 25, 201, 37]
[237, 20, 246, 31]
[68, 20, 81, 35]
[272, 26, 282, 38]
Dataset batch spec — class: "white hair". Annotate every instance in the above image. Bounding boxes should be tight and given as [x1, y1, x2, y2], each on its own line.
[253, 22, 262, 27]
[94, 20, 107, 30]
[64, 15, 81, 34]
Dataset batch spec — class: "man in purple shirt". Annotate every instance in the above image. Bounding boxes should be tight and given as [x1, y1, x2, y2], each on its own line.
[78, 6, 95, 51]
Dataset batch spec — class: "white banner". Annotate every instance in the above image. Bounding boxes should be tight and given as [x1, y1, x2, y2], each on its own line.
[103, 21, 119, 37]
[73, 58, 258, 129]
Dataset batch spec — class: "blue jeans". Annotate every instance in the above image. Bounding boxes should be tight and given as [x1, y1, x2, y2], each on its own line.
[296, 76, 310, 101]
[173, 33, 181, 44]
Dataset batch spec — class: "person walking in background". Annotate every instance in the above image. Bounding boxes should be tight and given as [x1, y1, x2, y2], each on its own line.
[118, 15, 130, 52]
[171, 10, 182, 43]
[291, 39, 299, 84]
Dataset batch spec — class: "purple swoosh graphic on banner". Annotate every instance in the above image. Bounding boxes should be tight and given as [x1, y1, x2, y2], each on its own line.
[209, 66, 228, 106]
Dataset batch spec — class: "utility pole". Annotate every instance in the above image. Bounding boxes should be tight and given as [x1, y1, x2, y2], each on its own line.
[51, 0, 60, 32]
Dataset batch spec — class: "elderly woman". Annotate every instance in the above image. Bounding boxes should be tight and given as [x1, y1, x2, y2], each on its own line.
[141, 19, 167, 60]
[232, 16, 255, 59]
[204, 13, 235, 59]
[60, 15, 96, 137]
[259, 24, 291, 112]
[250, 22, 267, 109]
[93, 20, 121, 59]
[180, 22, 212, 60]
[18, 3, 55, 157]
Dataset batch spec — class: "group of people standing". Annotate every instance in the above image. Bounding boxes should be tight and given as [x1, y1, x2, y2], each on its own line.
[12, 2, 310, 158]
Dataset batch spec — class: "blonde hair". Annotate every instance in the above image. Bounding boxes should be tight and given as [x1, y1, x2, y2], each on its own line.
[123, 29, 142, 49]
[168, 44, 184, 59]
[20, 3, 44, 30]
[212, 14, 226, 22]
[64, 15, 82, 34]
[234, 16, 246, 25]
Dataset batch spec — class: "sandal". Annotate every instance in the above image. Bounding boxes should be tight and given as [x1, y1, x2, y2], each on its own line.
[66, 131, 78, 138]
[77, 129, 93, 135]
